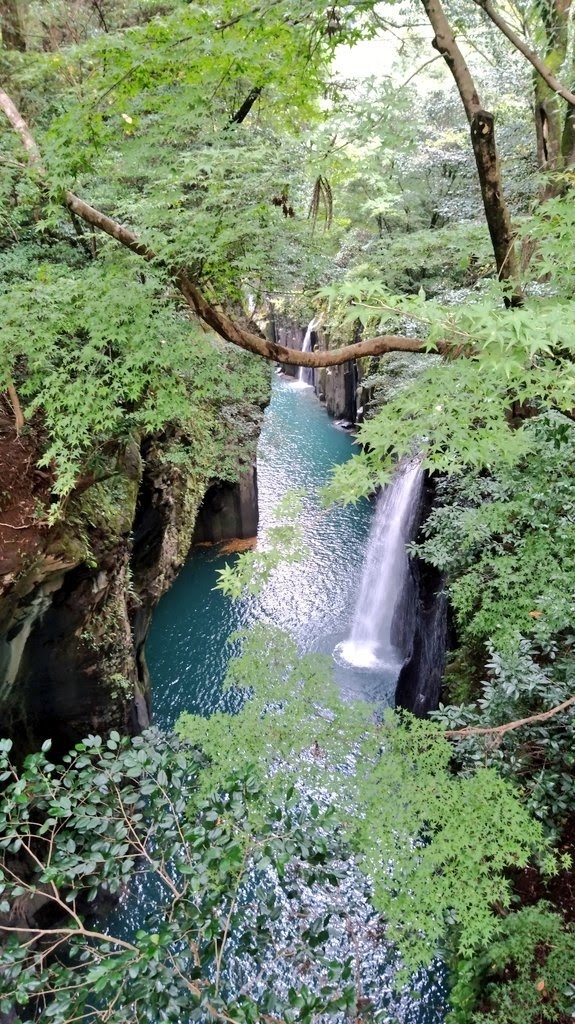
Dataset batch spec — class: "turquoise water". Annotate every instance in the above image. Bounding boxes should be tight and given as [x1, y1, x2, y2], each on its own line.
[143, 377, 446, 1023]
[146, 377, 397, 727]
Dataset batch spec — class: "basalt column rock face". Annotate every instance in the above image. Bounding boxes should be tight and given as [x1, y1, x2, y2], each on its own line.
[314, 328, 360, 424]
[0, 408, 265, 757]
[266, 313, 360, 416]
[130, 438, 260, 707]
[316, 359, 359, 423]
[0, 442, 146, 759]
[272, 317, 307, 379]
[394, 559, 447, 717]
[393, 477, 448, 717]
[193, 467, 258, 544]
[7, 554, 140, 758]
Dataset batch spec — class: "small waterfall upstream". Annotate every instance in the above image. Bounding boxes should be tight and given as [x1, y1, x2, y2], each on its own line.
[336, 458, 424, 671]
[297, 318, 317, 386]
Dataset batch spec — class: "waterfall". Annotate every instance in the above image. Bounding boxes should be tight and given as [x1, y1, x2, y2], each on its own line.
[297, 319, 317, 386]
[336, 458, 424, 671]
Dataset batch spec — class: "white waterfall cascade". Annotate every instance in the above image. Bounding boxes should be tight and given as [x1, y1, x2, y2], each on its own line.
[335, 458, 424, 671]
[297, 319, 318, 386]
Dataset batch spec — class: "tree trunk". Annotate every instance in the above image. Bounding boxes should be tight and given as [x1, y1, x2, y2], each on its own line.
[535, 78, 564, 171]
[535, 1, 574, 187]
[550, 0, 575, 170]
[562, 104, 575, 164]
[473, 0, 575, 178]
[421, 0, 521, 301]
[0, 0, 26, 50]
[469, 110, 519, 288]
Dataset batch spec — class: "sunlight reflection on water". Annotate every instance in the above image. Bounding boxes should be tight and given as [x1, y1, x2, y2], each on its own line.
[140, 377, 447, 1023]
[146, 378, 393, 725]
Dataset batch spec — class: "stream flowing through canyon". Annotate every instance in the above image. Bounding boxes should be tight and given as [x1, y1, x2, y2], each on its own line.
[146, 376, 403, 724]
[126, 377, 446, 1021]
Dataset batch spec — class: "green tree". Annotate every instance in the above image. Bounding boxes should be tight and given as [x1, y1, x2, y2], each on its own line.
[2, 0, 575, 509]
[471, 0, 575, 176]
[2, 6, 575, 1020]
[0, 729, 359, 1023]
[0, 0, 341, 503]
[0, 629, 550, 1022]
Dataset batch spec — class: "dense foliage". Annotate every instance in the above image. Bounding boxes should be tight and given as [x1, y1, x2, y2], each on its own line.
[0, 631, 551, 1022]
[0, 0, 339, 509]
[416, 413, 575, 653]
[0, 728, 357, 1023]
[0, 254, 270, 499]
[3, 0, 575, 1022]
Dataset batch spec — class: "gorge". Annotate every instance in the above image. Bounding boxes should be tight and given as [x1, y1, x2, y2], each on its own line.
[3, 0, 575, 1019]
[127, 372, 448, 1023]
[146, 374, 438, 728]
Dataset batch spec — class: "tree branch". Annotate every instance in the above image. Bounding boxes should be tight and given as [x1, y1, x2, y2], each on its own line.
[0, 922, 138, 952]
[400, 54, 443, 89]
[67, 191, 439, 365]
[445, 694, 575, 738]
[473, 0, 575, 108]
[229, 86, 262, 124]
[7, 380, 24, 432]
[0, 85, 446, 368]
[90, 0, 109, 33]
[215, 0, 284, 32]
[0, 88, 42, 164]
[421, 0, 482, 122]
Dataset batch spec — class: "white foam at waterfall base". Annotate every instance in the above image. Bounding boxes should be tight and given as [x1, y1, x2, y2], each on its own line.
[335, 638, 403, 671]
[336, 459, 424, 672]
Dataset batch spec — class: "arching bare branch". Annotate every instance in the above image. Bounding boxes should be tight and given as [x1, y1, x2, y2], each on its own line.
[445, 694, 575, 738]
[0, 86, 446, 368]
[473, 0, 575, 108]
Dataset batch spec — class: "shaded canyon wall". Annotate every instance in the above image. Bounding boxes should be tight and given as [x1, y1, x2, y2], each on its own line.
[391, 477, 448, 716]
[0, 425, 262, 758]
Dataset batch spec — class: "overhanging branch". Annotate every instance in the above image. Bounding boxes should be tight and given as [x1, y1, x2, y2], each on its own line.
[67, 192, 440, 366]
[0, 86, 445, 367]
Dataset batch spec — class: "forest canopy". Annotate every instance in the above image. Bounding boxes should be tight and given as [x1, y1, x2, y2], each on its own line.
[2, 0, 575, 500]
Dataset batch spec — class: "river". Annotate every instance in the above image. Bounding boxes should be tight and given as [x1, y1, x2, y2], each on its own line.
[146, 376, 401, 726]
[143, 376, 446, 1022]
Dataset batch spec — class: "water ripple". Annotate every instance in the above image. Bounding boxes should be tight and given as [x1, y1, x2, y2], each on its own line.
[144, 378, 446, 1023]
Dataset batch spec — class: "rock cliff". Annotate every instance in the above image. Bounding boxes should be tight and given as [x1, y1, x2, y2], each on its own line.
[0, 402, 266, 758]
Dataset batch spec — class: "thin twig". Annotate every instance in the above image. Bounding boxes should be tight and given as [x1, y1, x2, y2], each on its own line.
[0, 923, 138, 951]
[214, 840, 250, 994]
[400, 54, 442, 89]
